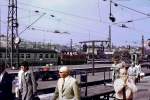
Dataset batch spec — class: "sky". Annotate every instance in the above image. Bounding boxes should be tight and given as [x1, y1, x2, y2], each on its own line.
[0, 0, 150, 46]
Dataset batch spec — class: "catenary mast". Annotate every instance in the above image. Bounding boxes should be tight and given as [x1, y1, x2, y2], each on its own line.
[6, 0, 18, 68]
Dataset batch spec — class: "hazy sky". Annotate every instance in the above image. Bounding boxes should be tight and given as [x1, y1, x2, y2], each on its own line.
[0, 0, 150, 46]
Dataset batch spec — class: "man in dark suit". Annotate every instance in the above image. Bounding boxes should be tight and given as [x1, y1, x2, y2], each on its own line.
[0, 62, 13, 100]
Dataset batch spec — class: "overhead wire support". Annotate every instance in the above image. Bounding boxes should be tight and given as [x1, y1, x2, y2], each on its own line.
[17, 1, 105, 23]
[19, 12, 46, 35]
[0, 8, 1, 47]
[7, 0, 18, 68]
[111, 1, 150, 17]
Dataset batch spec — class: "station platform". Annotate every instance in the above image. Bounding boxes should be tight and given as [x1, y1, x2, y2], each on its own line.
[133, 76, 150, 100]
[9, 63, 150, 100]
[37, 76, 150, 100]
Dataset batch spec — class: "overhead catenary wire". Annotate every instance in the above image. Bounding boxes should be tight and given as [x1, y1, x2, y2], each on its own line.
[97, 0, 102, 22]
[112, 22, 150, 34]
[112, 16, 150, 25]
[10, 0, 150, 30]
[13, 1, 111, 30]
[19, 12, 46, 35]
[111, 1, 150, 17]
[16, 1, 109, 24]
[29, 27, 70, 35]
[15, 1, 150, 34]
[1, 0, 150, 39]
[2, 0, 150, 24]
[16, 2, 109, 37]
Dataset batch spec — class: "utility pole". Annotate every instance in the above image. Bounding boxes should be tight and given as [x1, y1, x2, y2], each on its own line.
[108, 25, 111, 51]
[92, 41, 95, 76]
[80, 40, 109, 76]
[70, 39, 73, 54]
[6, 0, 18, 68]
[0, 8, 1, 47]
[141, 35, 144, 61]
[109, 0, 115, 22]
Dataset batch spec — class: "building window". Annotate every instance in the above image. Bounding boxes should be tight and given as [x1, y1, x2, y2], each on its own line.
[7, 54, 10, 58]
[20, 54, 24, 58]
[39, 54, 43, 58]
[53, 53, 56, 58]
[50, 53, 54, 58]
[0, 53, 2, 58]
[14, 54, 17, 58]
[26, 54, 30, 58]
[45, 54, 49, 58]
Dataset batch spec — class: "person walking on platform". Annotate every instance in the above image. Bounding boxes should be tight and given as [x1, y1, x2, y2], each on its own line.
[15, 66, 24, 99]
[111, 55, 126, 82]
[128, 62, 138, 84]
[20, 61, 37, 100]
[52, 66, 80, 100]
[114, 68, 137, 100]
[0, 62, 13, 100]
[135, 61, 142, 82]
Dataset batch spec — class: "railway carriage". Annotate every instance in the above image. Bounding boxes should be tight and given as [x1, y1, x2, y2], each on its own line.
[0, 47, 58, 67]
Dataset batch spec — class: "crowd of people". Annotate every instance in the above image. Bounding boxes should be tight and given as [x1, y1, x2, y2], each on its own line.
[0, 54, 146, 100]
[112, 54, 145, 100]
[0, 61, 80, 100]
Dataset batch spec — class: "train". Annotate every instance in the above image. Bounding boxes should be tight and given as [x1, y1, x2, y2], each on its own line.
[0, 47, 87, 67]
[0, 47, 58, 67]
[59, 50, 87, 65]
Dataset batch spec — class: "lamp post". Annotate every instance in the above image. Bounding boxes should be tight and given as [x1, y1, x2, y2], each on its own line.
[141, 35, 144, 61]
[92, 41, 95, 76]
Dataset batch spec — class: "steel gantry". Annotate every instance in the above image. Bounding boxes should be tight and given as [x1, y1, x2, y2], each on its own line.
[6, 0, 19, 68]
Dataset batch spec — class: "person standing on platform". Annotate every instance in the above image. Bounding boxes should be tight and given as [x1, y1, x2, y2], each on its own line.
[114, 68, 137, 100]
[128, 62, 138, 84]
[0, 62, 13, 100]
[52, 66, 80, 100]
[135, 61, 142, 82]
[111, 55, 126, 82]
[20, 61, 37, 100]
[18, 66, 24, 90]
[15, 66, 24, 99]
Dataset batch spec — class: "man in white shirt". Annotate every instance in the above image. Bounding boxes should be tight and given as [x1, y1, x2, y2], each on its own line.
[135, 62, 142, 82]
[128, 63, 138, 83]
[18, 66, 24, 89]
[15, 66, 24, 98]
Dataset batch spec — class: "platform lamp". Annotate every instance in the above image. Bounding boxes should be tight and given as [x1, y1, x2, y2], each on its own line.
[14, 37, 21, 69]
